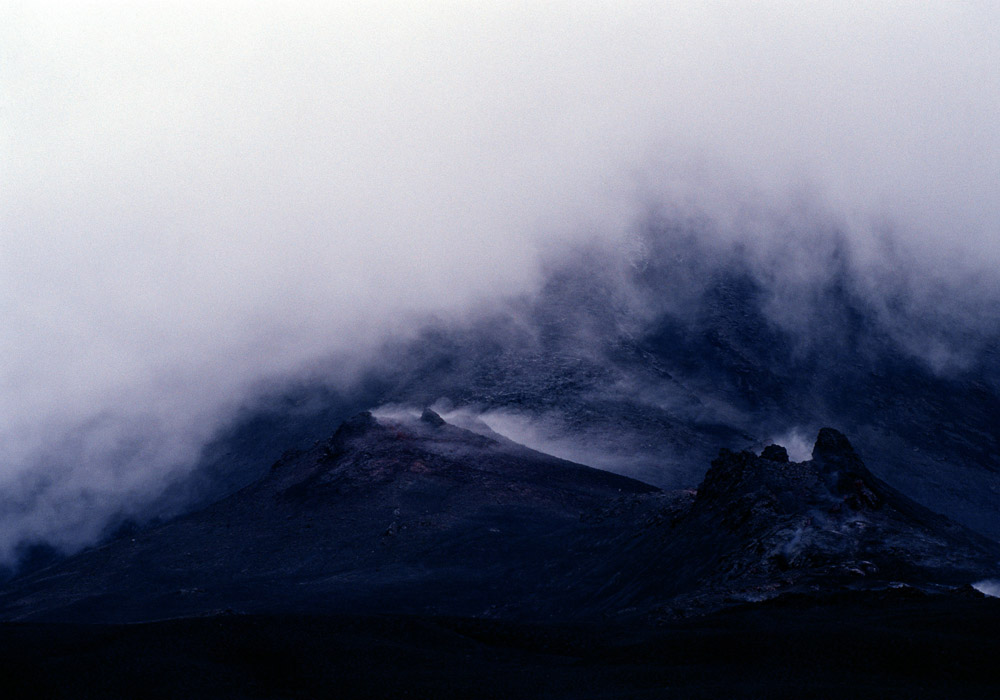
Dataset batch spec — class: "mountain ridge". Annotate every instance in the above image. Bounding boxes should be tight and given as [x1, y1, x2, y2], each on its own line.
[1, 411, 995, 625]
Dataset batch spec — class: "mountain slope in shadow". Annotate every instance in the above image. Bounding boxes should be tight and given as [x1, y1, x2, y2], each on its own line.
[0, 411, 996, 624]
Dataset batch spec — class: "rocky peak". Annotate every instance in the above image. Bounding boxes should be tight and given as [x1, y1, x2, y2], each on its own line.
[420, 408, 446, 427]
[810, 428, 882, 510]
[696, 448, 757, 504]
[669, 428, 1000, 607]
[333, 410, 379, 439]
[812, 427, 857, 459]
[760, 444, 789, 462]
[695, 428, 886, 524]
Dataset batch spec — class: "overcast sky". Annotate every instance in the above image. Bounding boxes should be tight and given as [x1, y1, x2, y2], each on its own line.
[2, 2, 999, 557]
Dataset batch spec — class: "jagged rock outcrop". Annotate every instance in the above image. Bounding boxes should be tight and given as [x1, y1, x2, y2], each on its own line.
[649, 428, 1000, 616]
[420, 407, 446, 427]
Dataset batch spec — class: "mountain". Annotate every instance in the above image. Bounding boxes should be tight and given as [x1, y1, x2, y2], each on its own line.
[0, 410, 657, 622]
[147, 230, 1000, 557]
[2, 411, 995, 625]
[4, 229, 1000, 696]
[2, 409, 999, 697]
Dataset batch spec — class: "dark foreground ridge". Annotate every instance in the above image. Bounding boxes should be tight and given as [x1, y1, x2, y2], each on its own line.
[0, 412, 997, 696]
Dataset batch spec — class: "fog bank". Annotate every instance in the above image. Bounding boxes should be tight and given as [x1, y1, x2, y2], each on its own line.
[2, 3, 999, 560]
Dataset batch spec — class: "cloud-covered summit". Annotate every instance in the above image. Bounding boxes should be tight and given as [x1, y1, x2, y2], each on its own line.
[2, 3, 999, 562]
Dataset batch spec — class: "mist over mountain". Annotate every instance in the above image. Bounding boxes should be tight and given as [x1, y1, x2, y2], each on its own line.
[178, 220, 1000, 540]
[3, 4, 1000, 565]
[5, 7, 1000, 696]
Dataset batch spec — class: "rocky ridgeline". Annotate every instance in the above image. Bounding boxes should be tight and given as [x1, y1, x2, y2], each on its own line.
[0, 414, 996, 623]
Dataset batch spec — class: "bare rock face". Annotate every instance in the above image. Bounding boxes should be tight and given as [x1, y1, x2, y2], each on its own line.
[652, 428, 1000, 616]
[697, 428, 881, 518]
[812, 427, 883, 509]
[760, 444, 789, 463]
[419, 407, 446, 427]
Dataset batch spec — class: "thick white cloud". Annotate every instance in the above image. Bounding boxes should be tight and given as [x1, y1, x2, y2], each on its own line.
[1, 2, 998, 557]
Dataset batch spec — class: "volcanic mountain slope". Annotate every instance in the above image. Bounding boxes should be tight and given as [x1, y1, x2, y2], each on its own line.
[0, 410, 660, 623]
[176, 236, 1000, 551]
[0, 411, 996, 624]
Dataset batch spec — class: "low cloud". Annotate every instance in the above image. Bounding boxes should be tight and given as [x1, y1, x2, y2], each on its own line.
[2, 3, 999, 561]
